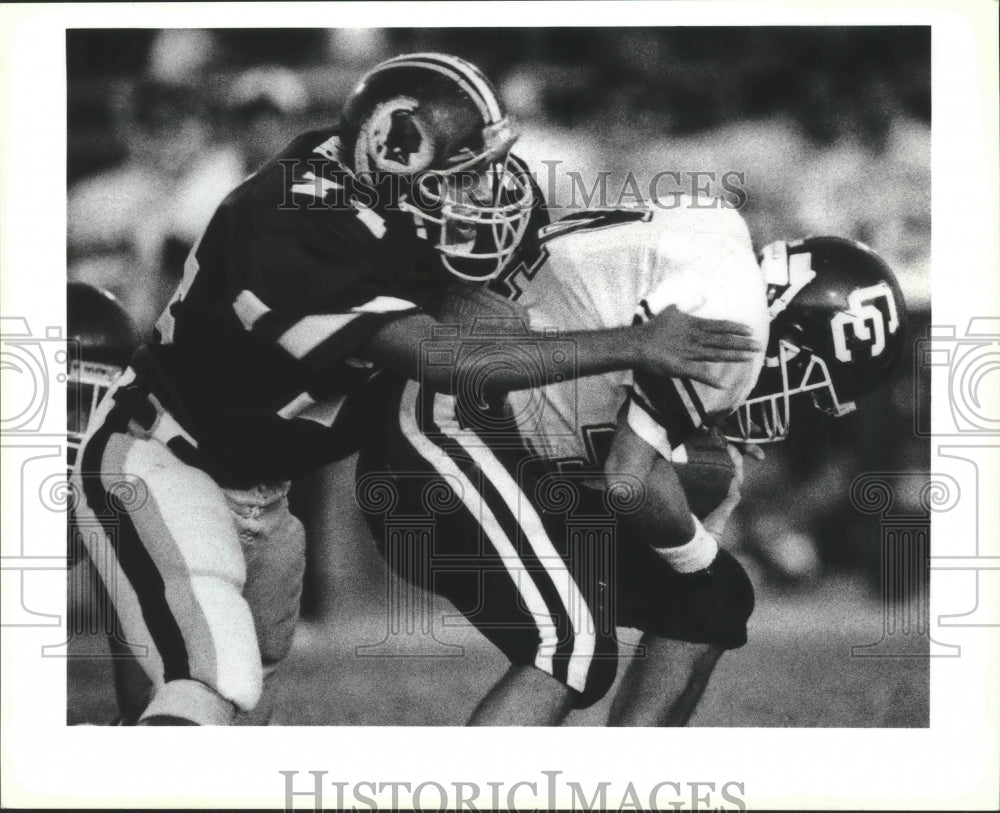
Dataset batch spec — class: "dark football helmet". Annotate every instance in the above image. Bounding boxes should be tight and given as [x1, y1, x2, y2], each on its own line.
[726, 236, 908, 442]
[339, 52, 535, 282]
[67, 282, 142, 465]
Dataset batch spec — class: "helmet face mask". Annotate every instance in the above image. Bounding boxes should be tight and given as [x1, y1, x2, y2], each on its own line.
[724, 236, 907, 444]
[404, 156, 535, 281]
[341, 53, 535, 282]
[66, 283, 141, 465]
[728, 339, 856, 443]
[68, 359, 123, 455]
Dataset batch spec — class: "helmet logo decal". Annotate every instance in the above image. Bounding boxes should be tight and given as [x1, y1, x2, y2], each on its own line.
[357, 97, 435, 174]
[383, 110, 423, 166]
[830, 282, 900, 362]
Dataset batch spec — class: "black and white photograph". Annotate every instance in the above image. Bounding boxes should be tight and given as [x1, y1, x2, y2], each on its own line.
[1, 2, 998, 810]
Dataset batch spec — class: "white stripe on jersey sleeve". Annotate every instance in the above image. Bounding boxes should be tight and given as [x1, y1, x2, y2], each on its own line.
[352, 206, 386, 238]
[277, 313, 361, 358]
[233, 290, 271, 330]
[277, 391, 316, 419]
[235, 291, 417, 360]
[290, 171, 344, 200]
[672, 379, 705, 427]
[352, 296, 418, 314]
[277, 391, 347, 427]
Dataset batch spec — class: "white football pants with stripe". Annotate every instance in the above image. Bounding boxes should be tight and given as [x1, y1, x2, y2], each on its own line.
[70, 371, 306, 725]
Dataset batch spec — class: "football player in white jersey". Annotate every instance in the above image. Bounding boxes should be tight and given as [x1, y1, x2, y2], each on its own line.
[497, 198, 768, 725]
[360, 193, 907, 725]
[496, 201, 907, 724]
[361, 197, 767, 724]
[489, 198, 763, 724]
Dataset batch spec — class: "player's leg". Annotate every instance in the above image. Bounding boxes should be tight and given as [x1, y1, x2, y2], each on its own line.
[68, 531, 153, 724]
[610, 539, 754, 727]
[358, 441, 586, 725]
[74, 393, 263, 725]
[106, 611, 154, 724]
[608, 638, 724, 726]
[80, 483, 303, 726]
[467, 664, 576, 726]
[227, 481, 307, 726]
[357, 380, 619, 724]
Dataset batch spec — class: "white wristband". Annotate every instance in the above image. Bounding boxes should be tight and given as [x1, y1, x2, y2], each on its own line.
[657, 516, 719, 573]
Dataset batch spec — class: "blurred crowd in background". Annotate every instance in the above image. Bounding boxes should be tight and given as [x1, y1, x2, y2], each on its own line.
[67, 28, 931, 608]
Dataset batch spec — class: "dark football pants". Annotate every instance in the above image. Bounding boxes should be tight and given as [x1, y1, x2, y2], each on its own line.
[356, 379, 754, 709]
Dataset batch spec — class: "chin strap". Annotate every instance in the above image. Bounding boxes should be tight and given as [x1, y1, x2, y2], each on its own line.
[760, 241, 817, 320]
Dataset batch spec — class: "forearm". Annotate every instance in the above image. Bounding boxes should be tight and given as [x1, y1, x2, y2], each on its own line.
[360, 313, 644, 394]
[604, 413, 696, 548]
[474, 324, 644, 395]
[621, 456, 697, 549]
[546, 325, 645, 379]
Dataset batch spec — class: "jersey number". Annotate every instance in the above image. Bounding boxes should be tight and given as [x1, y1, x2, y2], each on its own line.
[493, 208, 653, 301]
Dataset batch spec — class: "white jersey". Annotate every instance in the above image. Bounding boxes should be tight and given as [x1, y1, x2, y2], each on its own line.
[505, 198, 769, 467]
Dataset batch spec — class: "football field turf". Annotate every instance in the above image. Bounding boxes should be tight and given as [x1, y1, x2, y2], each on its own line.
[67, 575, 929, 727]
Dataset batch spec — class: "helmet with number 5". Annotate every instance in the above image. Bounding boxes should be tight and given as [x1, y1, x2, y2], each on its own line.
[726, 236, 908, 442]
[339, 52, 535, 282]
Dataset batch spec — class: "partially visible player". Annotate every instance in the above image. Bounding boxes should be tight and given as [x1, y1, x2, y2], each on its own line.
[504, 201, 769, 471]
[67, 283, 142, 470]
[725, 235, 908, 444]
[67, 282, 151, 724]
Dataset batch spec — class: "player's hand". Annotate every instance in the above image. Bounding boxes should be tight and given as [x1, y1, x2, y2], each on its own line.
[636, 305, 761, 389]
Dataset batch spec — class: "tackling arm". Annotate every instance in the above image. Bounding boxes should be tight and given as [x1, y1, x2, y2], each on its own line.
[360, 304, 761, 395]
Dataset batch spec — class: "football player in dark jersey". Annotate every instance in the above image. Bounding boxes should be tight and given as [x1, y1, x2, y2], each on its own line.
[70, 53, 761, 726]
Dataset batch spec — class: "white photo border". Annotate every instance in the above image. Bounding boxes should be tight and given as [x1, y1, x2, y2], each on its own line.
[1, 1, 997, 809]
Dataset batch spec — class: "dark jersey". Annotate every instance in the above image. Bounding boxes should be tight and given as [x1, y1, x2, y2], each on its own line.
[139, 128, 452, 484]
